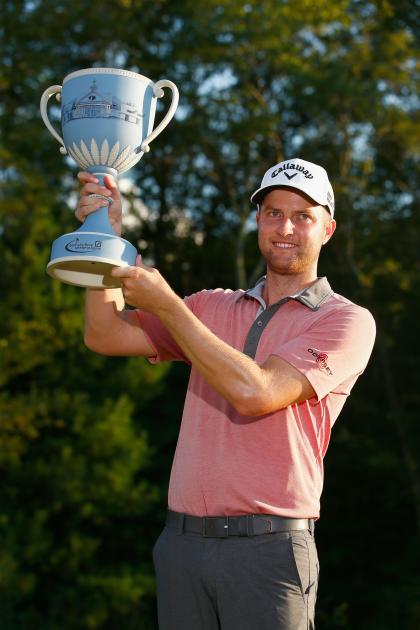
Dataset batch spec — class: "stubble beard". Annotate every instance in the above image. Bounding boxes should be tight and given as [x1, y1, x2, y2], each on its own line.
[266, 254, 307, 275]
[263, 242, 321, 276]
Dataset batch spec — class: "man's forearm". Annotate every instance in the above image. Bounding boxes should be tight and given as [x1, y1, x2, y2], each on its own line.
[84, 288, 125, 349]
[155, 295, 270, 415]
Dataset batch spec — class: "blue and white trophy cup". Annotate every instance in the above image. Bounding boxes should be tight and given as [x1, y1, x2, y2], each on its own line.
[40, 67, 179, 288]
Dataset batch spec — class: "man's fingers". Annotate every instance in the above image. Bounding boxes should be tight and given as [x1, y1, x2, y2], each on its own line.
[112, 257, 148, 276]
[75, 192, 109, 221]
[78, 192, 112, 209]
[77, 171, 98, 184]
[77, 173, 116, 199]
[75, 201, 103, 222]
[104, 174, 117, 189]
[111, 265, 141, 278]
[75, 172, 122, 230]
[81, 182, 113, 197]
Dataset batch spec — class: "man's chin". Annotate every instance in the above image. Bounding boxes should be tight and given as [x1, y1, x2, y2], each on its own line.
[266, 260, 305, 275]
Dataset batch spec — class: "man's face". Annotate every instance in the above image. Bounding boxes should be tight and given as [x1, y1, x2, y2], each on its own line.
[256, 188, 336, 275]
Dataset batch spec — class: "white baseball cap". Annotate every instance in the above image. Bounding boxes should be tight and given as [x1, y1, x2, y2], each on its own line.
[251, 158, 335, 218]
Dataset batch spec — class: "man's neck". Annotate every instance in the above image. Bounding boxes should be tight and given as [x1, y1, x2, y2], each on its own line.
[262, 269, 319, 306]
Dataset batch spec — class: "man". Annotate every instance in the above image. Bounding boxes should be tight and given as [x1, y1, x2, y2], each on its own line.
[76, 158, 376, 630]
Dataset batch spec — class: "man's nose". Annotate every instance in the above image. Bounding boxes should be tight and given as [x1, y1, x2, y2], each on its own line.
[276, 217, 294, 235]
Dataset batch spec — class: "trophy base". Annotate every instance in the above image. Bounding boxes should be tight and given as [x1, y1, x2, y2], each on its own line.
[46, 230, 137, 288]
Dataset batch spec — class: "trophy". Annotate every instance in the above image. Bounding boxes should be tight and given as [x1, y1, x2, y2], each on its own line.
[40, 67, 179, 288]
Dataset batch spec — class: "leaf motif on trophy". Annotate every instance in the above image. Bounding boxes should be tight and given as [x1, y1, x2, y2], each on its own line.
[90, 139, 100, 164]
[107, 141, 120, 167]
[80, 140, 95, 166]
[116, 151, 139, 174]
[70, 142, 90, 168]
[68, 147, 82, 168]
[100, 139, 109, 165]
[111, 145, 134, 171]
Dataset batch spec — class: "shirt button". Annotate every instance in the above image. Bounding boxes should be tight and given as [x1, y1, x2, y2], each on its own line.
[257, 321, 263, 327]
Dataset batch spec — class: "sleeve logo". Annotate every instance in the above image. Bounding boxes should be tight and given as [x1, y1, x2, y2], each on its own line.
[307, 348, 333, 375]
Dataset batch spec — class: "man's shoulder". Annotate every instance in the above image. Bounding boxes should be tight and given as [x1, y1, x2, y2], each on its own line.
[184, 287, 244, 314]
[324, 290, 376, 328]
[188, 287, 239, 297]
[328, 290, 372, 311]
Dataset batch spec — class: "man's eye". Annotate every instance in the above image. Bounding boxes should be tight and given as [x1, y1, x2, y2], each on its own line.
[300, 213, 311, 221]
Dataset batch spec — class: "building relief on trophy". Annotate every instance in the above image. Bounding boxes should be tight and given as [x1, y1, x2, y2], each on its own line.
[62, 80, 143, 126]
[67, 139, 139, 174]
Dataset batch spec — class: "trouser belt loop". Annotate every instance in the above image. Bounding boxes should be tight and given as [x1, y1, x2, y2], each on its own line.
[177, 512, 185, 534]
[246, 514, 252, 536]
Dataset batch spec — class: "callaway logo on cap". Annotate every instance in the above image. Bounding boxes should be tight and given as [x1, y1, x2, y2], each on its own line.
[250, 158, 335, 217]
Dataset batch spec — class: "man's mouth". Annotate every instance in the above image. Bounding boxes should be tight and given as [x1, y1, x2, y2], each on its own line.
[272, 242, 297, 248]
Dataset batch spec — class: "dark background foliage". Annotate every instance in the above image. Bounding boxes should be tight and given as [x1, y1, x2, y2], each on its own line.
[1, 0, 419, 628]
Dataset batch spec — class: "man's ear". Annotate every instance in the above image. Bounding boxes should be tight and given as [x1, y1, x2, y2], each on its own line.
[323, 219, 336, 245]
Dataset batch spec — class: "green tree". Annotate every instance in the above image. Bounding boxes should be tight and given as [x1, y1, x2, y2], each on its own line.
[1, 0, 419, 627]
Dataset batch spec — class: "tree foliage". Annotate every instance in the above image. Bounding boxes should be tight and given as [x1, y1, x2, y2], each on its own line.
[1, 0, 419, 627]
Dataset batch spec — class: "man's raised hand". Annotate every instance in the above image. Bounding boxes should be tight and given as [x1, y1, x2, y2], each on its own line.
[111, 255, 178, 313]
[75, 171, 123, 236]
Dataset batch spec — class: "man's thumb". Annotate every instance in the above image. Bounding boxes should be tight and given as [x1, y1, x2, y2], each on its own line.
[135, 254, 143, 267]
[104, 174, 118, 190]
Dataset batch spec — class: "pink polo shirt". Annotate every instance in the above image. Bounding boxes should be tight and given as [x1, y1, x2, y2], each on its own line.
[135, 277, 375, 518]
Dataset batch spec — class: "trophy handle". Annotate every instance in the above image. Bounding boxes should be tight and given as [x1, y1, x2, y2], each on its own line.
[140, 80, 179, 153]
[40, 85, 67, 155]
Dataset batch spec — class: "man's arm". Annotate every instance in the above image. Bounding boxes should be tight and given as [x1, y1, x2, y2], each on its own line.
[112, 260, 316, 416]
[76, 171, 154, 357]
[84, 287, 155, 357]
[150, 293, 315, 416]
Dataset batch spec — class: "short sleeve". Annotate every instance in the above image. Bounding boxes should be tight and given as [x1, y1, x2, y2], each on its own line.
[134, 292, 204, 364]
[275, 305, 376, 400]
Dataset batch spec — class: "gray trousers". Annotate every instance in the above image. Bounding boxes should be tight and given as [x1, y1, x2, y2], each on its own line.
[152, 521, 319, 630]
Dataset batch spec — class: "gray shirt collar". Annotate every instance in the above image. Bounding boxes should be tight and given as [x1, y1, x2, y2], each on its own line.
[240, 276, 333, 311]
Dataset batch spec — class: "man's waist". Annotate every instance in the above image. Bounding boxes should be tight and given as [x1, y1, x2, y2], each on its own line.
[166, 509, 315, 538]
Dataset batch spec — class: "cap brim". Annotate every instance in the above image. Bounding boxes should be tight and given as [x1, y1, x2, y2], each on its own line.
[250, 184, 333, 216]
[251, 184, 321, 206]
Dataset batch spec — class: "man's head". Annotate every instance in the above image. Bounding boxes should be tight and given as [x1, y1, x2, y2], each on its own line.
[251, 159, 336, 277]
